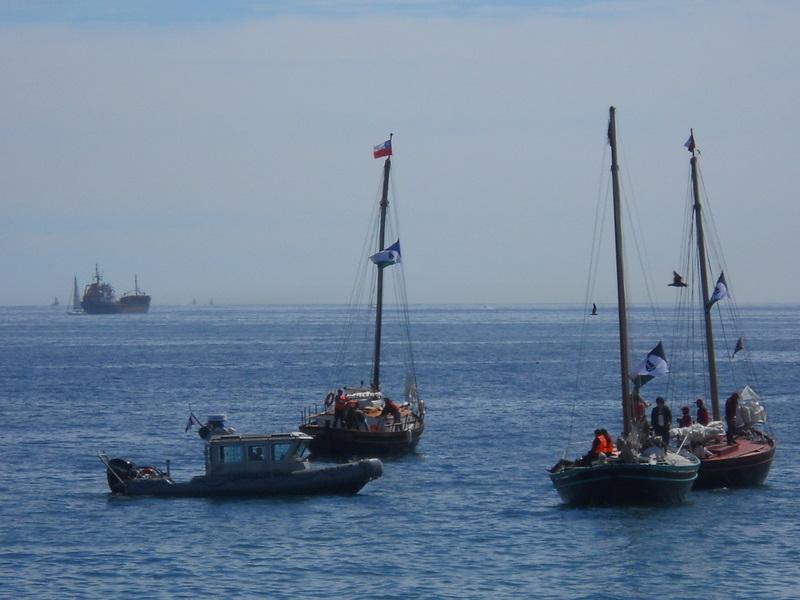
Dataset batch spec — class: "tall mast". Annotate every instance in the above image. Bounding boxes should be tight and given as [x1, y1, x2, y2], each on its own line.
[371, 139, 392, 391]
[608, 107, 633, 435]
[689, 130, 721, 419]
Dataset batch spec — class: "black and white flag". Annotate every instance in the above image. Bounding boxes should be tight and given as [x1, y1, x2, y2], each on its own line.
[707, 271, 728, 308]
[631, 341, 669, 388]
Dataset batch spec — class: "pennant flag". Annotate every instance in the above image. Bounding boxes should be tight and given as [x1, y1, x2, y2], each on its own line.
[707, 271, 728, 308]
[373, 139, 392, 159]
[684, 133, 695, 153]
[631, 341, 669, 388]
[184, 413, 202, 432]
[369, 240, 401, 268]
[733, 337, 744, 357]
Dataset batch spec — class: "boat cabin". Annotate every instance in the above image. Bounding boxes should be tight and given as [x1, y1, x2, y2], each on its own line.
[205, 432, 312, 476]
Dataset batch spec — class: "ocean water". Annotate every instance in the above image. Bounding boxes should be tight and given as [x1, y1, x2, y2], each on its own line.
[0, 304, 798, 599]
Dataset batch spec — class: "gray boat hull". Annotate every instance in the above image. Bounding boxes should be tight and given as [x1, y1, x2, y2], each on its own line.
[113, 459, 383, 497]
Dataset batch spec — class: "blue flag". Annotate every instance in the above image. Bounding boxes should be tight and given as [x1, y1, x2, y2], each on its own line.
[370, 240, 401, 268]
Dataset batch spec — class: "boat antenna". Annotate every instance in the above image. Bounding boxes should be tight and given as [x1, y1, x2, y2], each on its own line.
[371, 133, 392, 392]
[608, 107, 633, 435]
[689, 129, 721, 420]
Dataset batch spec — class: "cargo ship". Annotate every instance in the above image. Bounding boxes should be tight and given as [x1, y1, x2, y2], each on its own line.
[81, 265, 151, 314]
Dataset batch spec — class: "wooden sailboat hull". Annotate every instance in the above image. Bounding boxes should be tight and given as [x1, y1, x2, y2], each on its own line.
[549, 460, 699, 506]
[694, 436, 775, 489]
[299, 422, 424, 457]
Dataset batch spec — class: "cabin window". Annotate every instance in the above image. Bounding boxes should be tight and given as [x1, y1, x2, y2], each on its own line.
[247, 446, 266, 461]
[219, 445, 243, 463]
[296, 442, 310, 460]
[272, 442, 294, 461]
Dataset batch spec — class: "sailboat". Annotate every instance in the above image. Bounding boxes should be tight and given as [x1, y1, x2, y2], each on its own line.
[51, 297, 59, 307]
[299, 136, 425, 456]
[66, 276, 84, 315]
[549, 107, 699, 505]
[668, 130, 775, 488]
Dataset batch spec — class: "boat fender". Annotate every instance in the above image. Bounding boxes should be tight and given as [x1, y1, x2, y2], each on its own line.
[325, 392, 335, 407]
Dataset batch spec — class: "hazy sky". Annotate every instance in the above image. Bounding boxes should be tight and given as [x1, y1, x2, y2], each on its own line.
[1, 1, 798, 305]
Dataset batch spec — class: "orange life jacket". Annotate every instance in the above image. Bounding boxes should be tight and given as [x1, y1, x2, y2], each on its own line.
[335, 395, 348, 410]
[599, 436, 615, 455]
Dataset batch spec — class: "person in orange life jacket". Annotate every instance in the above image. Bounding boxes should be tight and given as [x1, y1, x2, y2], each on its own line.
[679, 406, 692, 428]
[380, 397, 402, 430]
[333, 389, 348, 428]
[695, 398, 710, 426]
[577, 429, 605, 466]
[650, 397, 672, 445]
[600, 429, 616, 455]
[725, 392, 739, 445]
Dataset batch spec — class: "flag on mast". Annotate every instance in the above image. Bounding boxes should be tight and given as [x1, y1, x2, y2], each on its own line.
[369, 240, 401, 267]
[373, 139, 392, 159]
[707, 272, 728, 308]
[684, 133, 696, 153]
[631, 342, 669, 388]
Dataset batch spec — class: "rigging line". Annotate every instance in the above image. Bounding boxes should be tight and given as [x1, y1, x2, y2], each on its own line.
[618, 128, 664, 339]
[566, 134, 610, 454]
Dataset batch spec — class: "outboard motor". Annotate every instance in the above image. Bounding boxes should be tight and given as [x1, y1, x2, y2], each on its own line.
[106, 458, 136, 494]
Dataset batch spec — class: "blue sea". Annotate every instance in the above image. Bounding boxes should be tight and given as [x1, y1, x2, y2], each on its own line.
[1, 304, 798, 599]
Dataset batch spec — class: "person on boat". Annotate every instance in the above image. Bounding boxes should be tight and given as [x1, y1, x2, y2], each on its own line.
[600, 429, 616, 455]
[679, 406, 693, 428]
[650, 397, 672, 445]
[695, 398, 710, 426]
[632, 393, 650, 435]
[577, 429, 605, 466]
[333, 389, 348, 428]
[380, 397, 403, 430]
[345, 396, 367, 430]
[725, 392, 739, 445]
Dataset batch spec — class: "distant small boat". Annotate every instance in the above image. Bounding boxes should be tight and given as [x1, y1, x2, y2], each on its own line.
[591, 303, 597, 316]
[50, 296, 59, 307]
[66, 276, 84, 315]
[191, 298, 197, 306]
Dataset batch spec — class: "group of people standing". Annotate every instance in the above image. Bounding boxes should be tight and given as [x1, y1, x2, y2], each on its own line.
[326, 389, 403, 431]
[635, 393, 739, 447]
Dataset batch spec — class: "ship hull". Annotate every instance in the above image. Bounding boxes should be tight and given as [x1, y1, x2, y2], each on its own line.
[299, 422, 424, 458]
[549, 459, 699, 506]
[694, 436, 775, 489]
[82, 296, 150, 314]
[110, 459, 383, 497]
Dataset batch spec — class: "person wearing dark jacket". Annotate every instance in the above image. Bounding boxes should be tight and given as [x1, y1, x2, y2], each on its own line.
[725, 392, 739, 444]
[651, 397, 672, 445]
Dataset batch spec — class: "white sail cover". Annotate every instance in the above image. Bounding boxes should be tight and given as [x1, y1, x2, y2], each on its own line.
[737, 385, 767, 426]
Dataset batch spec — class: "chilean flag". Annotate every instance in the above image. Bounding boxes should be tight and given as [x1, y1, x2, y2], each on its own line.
[373, 139, 392, 159]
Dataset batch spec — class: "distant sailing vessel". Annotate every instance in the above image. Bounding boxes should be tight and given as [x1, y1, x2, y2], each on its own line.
[81, 265, 151, 314]
[50, 297, 59, 307]
[668, 130, 775, 488]
[67, 275, 84, 314]
[549, 108, 699, 505]
[300, 136, 425, 456]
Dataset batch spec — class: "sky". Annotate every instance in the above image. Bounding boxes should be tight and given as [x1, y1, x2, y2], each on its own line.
[1, 1, 798, 305]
